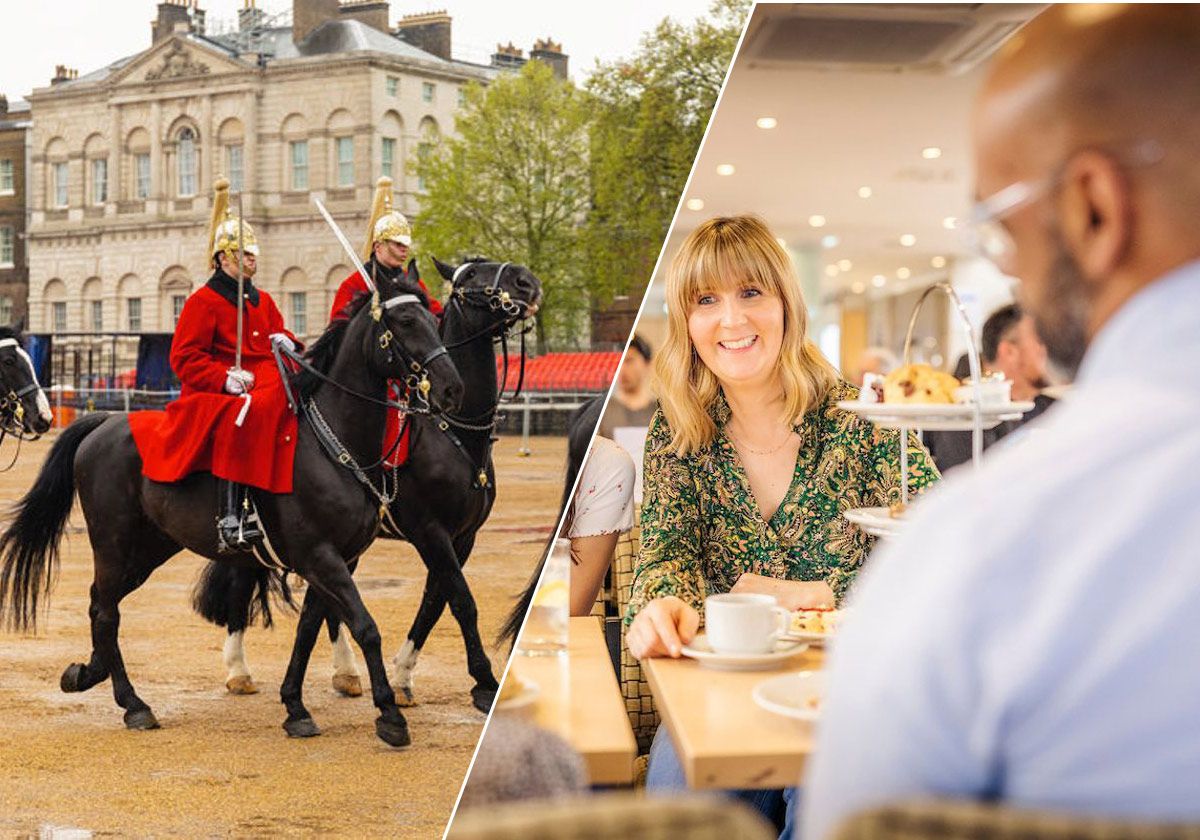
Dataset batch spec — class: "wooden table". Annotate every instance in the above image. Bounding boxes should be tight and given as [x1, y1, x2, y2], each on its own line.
[643, 645, 825, 790]
[507, 616, 638, 785]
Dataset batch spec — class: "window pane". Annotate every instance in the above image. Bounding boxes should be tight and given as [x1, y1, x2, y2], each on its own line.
[290, 141, 308, 191]
[52, 301, 66, 333]
[386, 76, 398, 96]
[336, 137, 353, 187]
[172, 294, 187, 325]
[178, 128, 196, 196]
[422, 82, 434, 103]
[418, 142, 432, 191]
[135, 154, 151, 199]
[289, 292, 307, 336]
[0, 296, 12, 326]
[54, 162, 68, 207]
[92, 158, 108, 204]
[127, 298, 142, 332]
[0, 227, 12, 266]
[381, 137, 395, 178]
[90, 299, 103, 332]
[227, 145, 244, 192]
[0, 159, 12, 193]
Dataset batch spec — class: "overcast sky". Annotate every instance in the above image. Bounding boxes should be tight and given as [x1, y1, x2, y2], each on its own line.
[0, 0, 722, 101]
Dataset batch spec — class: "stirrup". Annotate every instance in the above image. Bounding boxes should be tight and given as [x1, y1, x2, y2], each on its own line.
[217, 486, 264, 554]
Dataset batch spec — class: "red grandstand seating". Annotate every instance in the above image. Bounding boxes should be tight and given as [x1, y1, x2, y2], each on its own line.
[495, 352, 620, 392]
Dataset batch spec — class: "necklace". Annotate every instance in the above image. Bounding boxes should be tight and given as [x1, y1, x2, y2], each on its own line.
[728, 425, 798, 456]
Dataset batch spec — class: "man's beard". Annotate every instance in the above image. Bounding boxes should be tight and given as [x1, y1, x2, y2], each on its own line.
[1029, 233, 1091, 381]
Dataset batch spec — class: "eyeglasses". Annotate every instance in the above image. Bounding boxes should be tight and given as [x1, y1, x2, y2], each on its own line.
[959, 139, 1165, 274]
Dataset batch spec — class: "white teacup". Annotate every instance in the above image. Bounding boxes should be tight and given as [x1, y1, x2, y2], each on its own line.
[705, 593, 791, 655]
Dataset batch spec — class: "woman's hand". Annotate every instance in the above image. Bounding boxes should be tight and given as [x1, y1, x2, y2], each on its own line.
[731, 573, 835, 612]
[627, 596, 700, 659]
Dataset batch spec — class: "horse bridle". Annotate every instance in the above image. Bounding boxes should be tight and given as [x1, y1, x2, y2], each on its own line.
[0, 337, 46, 471]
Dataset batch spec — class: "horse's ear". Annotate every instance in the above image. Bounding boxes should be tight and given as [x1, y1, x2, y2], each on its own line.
[406, 257, 419, 282]
[432, 257, 456, 282]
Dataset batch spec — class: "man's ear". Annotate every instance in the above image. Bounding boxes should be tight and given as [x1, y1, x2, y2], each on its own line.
[1057, 150, 1132, 285]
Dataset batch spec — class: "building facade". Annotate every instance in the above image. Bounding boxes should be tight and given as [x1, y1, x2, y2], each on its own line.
[0, 96, 30, 328]
[25, 0, 511, 347]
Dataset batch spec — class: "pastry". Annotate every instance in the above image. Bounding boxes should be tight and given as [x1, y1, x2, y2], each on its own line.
[882, 363, 960, 404]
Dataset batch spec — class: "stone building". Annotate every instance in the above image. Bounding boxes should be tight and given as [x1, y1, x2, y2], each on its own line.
[25, 0, 566, 354]
[0, 96, 30, 328]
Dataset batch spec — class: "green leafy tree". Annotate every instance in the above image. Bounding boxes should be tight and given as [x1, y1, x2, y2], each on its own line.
[415, 60, 592, 344]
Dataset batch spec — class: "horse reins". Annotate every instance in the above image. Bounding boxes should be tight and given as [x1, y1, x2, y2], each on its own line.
[0, 338, 47, 471]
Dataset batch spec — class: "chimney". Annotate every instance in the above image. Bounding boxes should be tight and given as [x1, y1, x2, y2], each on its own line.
[239, 0, 266, 32]
[293, 0, 340, 45]
[394, 11, 451, 61]
[152, 0, 192, 43]
[339, 0, 389, 33]
[51, 65, 79, 85]
[530, 38, 568, 80]
[490, 42, 525, 72]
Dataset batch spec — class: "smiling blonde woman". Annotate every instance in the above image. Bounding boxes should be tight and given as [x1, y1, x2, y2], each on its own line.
[626, 215, 940, 660]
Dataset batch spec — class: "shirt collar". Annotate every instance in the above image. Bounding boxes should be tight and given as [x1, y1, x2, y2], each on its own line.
[1076, 258, 1200, 386]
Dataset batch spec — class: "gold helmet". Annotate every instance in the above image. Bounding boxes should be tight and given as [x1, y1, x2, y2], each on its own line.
[362, 176, 411, 260]
[206, 176, 259, 265]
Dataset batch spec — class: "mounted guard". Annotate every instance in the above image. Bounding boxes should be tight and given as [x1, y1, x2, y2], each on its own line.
[128, 177, 301, 552]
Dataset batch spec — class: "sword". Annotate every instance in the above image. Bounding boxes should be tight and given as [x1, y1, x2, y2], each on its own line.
[313, 197, 375, 294]
[234, 190, 246, 373]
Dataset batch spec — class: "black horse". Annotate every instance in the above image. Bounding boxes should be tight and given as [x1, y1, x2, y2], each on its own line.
[0, 276, 461, 746]
[198, 258, 542, 713]
[0, 324, 54, 455]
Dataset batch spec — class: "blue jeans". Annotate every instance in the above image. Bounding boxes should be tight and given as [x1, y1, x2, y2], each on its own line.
[646, 724, 800, 839]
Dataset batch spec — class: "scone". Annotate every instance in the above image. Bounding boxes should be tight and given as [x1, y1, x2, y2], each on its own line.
[883, 363, 960, 404]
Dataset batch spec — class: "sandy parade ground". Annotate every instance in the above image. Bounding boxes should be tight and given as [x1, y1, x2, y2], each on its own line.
[0, 431, 565, 838]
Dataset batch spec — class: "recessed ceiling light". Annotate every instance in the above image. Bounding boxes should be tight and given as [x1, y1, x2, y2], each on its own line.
[897, 267, 912, 280]
[716, 163, 735, 176]
[899, 234, 916, 247]
[686, 198, 704, 211]
[756, 117, 777, 129]
[931, 255, 947, 268]
[837, 259, 852, 271]
[922, 146, 942, 160]
[942, 216, 958, 230]
[808, 215, 826, 228]
[857, 186, 872, 199]
[824, 265, 839, 277]
[872, 274, 887, 288]
[821, 234, 839, 248]
[851, 281, 866, 294]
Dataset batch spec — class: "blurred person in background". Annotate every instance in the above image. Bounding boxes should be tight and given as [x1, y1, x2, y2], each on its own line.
[599, 333, 658, 438]
[924, 303, 1057, 471]
[851, 345, 898, 387]
[805, 6, 1200, 838]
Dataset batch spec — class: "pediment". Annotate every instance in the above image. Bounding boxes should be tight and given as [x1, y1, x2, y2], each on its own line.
[108, 37, 248, 88]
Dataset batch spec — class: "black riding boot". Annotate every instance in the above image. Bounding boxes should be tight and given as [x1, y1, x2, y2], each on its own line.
[217, 479, 263, 553]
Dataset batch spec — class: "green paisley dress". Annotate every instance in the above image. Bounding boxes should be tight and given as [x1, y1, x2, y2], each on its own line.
[626, 381, 940, 623]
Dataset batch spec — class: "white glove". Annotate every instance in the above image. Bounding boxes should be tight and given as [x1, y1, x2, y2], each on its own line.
[270, 333, 296, 353]
[225, 368, 255, 394]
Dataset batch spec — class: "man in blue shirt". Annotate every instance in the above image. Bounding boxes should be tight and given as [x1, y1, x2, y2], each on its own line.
[804, 6, 1200, 838]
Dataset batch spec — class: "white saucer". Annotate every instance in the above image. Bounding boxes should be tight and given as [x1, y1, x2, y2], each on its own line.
[494, 679, 540, 716]
[680, 634, 809, 671]
[753, 671, 825, 721]
[843, 506, 906, 539]
[836, 400, 1035, 432]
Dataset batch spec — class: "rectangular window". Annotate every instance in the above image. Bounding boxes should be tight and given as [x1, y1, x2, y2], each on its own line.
[289, 292, 307, 336]
[0, 227, 12, 267]
[227, 145, 244, 192]
[135, 153, 151, 199]
[290, 140, 308, 191]
[422, 82, 435, 103]
[457, 87, 466, 108]
[0, 296, 12, 326]
[386, 76, 399, 96]
[0, 159, 13, 194]
[381, 137, 395, 178]
[53, 161, 68, 207]
[336, 137, 354, 187]
[126, 298, 142, 332]
[178, 134, 196, 197]
[52, 301, 66, 333]
[90, 299, 103, 332]
[417, 142, 433, 192]
[91, 158, 108, 204]
[172, 294, 187, 325]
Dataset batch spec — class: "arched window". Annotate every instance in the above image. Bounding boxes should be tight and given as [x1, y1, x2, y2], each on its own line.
[177, 127, 197, 197]
[81, 277, 104, 332]
[417, 118, 440, 193]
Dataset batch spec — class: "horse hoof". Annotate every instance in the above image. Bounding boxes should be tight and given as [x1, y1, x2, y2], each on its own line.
[60, 663, 87, 693]
[395, 686, 417, 707]
[283, 717, 320, 738]
[376, 716, 411, 748]
[124, 709, 161, 731]
[226, 675, 258, 695]
[471, 686, 497, 714]
[332, 674, 363, 697]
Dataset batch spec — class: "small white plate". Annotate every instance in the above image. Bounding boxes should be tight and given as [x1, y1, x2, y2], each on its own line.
[753, 671, 825, 722]
[843, 506, 906, 539]
[495, 679, 540, 716]
[680, 634, 809, 671]
[836, 400, 1035, 432]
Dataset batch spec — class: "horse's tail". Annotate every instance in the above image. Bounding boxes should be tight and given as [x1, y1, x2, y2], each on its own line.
[191, 561, 296, 630]
[0, 412, 108, 632]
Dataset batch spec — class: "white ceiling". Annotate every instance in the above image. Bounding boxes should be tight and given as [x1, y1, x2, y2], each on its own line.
[647, 3, 1043, 312]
